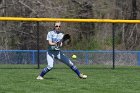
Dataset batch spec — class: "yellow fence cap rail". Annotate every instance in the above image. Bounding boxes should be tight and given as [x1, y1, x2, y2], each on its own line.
[0, 17, 140, 23]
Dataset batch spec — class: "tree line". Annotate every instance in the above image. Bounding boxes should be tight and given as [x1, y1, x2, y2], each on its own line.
[0, 0, 139, 50]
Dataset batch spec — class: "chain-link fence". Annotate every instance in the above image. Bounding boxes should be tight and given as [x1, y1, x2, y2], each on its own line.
[0, 19, 140, 69]
[0, 50, 140, 69]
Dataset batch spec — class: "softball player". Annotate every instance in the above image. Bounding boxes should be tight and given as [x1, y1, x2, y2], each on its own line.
[37, 22, 87, 80]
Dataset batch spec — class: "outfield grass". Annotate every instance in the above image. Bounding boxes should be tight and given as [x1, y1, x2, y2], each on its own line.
[0, 65, 140, 93]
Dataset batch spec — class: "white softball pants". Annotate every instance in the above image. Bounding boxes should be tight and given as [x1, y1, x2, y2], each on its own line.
[46, 50, 74, 70]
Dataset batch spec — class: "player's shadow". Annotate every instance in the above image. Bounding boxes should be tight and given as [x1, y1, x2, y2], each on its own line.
[43, 77, 57, 80]
[43, 77, 64, 81]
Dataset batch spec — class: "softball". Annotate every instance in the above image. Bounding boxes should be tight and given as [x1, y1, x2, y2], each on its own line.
[72, 54, 77, 59]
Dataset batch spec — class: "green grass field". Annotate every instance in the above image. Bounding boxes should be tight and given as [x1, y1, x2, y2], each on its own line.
[0, 65, 140, 93]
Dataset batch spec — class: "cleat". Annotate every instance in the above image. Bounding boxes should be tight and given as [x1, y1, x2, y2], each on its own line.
[36, 76, 44, 80]
[79, 73, 87, 79]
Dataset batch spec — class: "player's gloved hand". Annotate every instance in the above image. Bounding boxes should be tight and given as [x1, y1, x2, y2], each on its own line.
[62, 34, 71, 45]
[63, 39, 71, 45]
[56, 42, 63, 47]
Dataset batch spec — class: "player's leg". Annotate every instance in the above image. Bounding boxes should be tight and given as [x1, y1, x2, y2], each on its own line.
[57, 51, 87, 79]
[37, 51, 54, 80]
